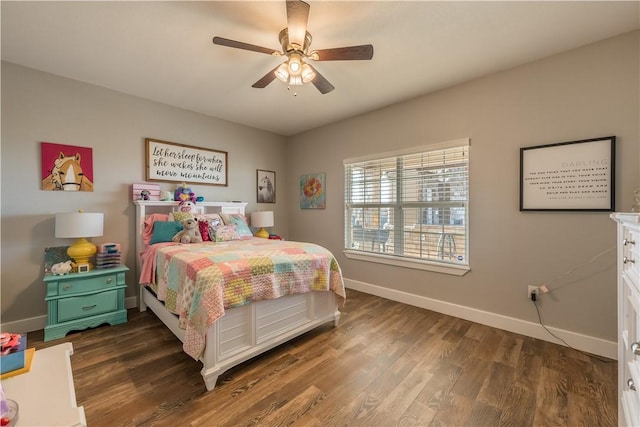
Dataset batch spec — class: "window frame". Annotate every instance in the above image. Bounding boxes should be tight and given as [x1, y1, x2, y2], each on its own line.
[343, 138, 470, 276]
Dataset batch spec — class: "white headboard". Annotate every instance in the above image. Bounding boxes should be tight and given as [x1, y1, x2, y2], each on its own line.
[133, 200, 247, 278]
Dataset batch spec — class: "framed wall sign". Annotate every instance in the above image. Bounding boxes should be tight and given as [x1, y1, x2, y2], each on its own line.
[145, 138, 228, 186]
[256, 169, 276, 203]
[520, 136, 615, 211]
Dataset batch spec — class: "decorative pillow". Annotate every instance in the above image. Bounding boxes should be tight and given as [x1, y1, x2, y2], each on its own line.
[211, 224, 240, 242]
[198, 219, 211, 241]
[169, 211, 194, 222]
[197, 213, 224, 222]
[220, 214, 253, 239]
[150, 221, 183, 244]
[205, 217, 224, 240]
[143, 213, 170, 246]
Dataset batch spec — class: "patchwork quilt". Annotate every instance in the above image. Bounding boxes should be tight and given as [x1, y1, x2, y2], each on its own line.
[150, 238, 346, 359]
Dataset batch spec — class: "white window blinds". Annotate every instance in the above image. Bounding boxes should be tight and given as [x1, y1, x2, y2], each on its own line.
[344, 140, 469, 266]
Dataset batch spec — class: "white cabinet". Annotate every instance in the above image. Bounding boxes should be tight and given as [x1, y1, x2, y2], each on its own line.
[612, 213, 640, 427]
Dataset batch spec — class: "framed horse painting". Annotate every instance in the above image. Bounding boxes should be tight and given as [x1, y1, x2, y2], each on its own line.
[41, 142, 94, 191]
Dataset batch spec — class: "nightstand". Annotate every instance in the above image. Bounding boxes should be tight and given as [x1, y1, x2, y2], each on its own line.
[44, 265, 128, 341]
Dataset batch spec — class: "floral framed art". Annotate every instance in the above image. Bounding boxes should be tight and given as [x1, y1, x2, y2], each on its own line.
[300, 173, 325, 209]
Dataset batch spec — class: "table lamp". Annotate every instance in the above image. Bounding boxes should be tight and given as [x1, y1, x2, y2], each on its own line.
[251, 211, 274, 239]
[55, 211, 104, 272]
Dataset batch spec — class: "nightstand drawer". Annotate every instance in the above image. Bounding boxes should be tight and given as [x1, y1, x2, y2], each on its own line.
[58, 290, 118, 322]
[58, 273, 118, 296]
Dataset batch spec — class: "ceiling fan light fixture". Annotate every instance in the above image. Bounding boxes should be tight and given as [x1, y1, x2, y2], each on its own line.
[213, 1, 372, 94]
[288, 54, 302, 74]
[301, 63, 315, 83]
[275, 63, 290, 82]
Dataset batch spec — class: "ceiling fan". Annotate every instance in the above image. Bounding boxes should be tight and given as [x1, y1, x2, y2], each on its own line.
[212, 0, 374, 94]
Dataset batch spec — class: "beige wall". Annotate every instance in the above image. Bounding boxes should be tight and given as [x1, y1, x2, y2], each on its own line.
[286, 31, 640, 343]
[2, 31, 638, 347]
[1, 61, 287, 324]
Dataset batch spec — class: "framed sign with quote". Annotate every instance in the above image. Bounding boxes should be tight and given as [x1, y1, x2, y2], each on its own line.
[145, 138, 228, 186]
[520, 136, 615, 211]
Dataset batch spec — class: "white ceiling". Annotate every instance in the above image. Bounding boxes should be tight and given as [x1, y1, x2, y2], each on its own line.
[2, 1, 639, 136]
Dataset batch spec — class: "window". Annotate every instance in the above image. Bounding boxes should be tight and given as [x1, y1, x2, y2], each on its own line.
[344, 139, 469, 275]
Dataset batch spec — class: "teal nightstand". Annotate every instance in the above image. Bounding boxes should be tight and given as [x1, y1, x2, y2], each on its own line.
[44, 265, 128, 341]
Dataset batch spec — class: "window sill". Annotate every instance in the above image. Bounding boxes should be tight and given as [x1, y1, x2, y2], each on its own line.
[343, 249, 470, 276]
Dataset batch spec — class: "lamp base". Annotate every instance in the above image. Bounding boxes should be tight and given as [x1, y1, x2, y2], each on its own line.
[67, 238, 97, 271]
[255, 228, 269, 239]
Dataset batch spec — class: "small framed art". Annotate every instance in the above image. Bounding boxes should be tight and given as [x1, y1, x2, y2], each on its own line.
[257, 169, 276, 203]
[520, 136, 615, 211]
[300, 173, 326, 209]
[41, 142, 94, 191]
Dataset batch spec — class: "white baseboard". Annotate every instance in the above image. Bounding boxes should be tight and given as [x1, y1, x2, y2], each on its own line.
[5, 284, 616, 360]
[345, 278, 617, 360]
[1, 296, 139, 334]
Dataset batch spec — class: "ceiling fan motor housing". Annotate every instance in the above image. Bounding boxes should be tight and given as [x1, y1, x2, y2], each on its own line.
[278, 28, 312, 55]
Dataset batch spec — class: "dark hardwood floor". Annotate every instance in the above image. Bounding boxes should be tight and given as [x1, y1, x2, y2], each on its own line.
[26, 290, 617, 426]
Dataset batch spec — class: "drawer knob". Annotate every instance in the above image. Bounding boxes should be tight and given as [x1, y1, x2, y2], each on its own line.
[624, 257, 636, 265]
[82, 304, 97, 311]
[624, 238, 636, 246]
[63, 284, 72, 291]
[106, 278, 113, 284]
[632, 342, 640, 355]
[629, 378, 637, 391]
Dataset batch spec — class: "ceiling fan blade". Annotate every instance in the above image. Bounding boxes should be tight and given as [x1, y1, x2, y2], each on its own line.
[286, 0, 310, 49]
[313, 45, 374, 61]
[308, 64, 335, 94]
[213, 37, 278, 55]
[252, 65, 281, 88]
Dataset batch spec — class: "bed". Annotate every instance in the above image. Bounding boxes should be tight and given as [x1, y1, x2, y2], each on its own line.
[134, 200, 345, 391]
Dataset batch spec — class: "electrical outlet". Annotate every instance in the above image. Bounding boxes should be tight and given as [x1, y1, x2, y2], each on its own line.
[528, 285, 539, 300]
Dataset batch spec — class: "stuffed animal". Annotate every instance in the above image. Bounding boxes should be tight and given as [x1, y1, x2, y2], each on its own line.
[174, 183, 196, 204]
[178, 200, 196, 213]
[172, 218, 203, 244]
[51, 260, 75, 275]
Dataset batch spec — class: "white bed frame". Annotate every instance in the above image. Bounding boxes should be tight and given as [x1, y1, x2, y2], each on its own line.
[134, 200, 341, 391]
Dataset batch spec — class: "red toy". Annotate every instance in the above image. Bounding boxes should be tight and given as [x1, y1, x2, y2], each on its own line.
[0, 333, 21, 355]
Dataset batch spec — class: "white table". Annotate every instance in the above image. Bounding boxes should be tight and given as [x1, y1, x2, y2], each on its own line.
[1, 342, 86, 427]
